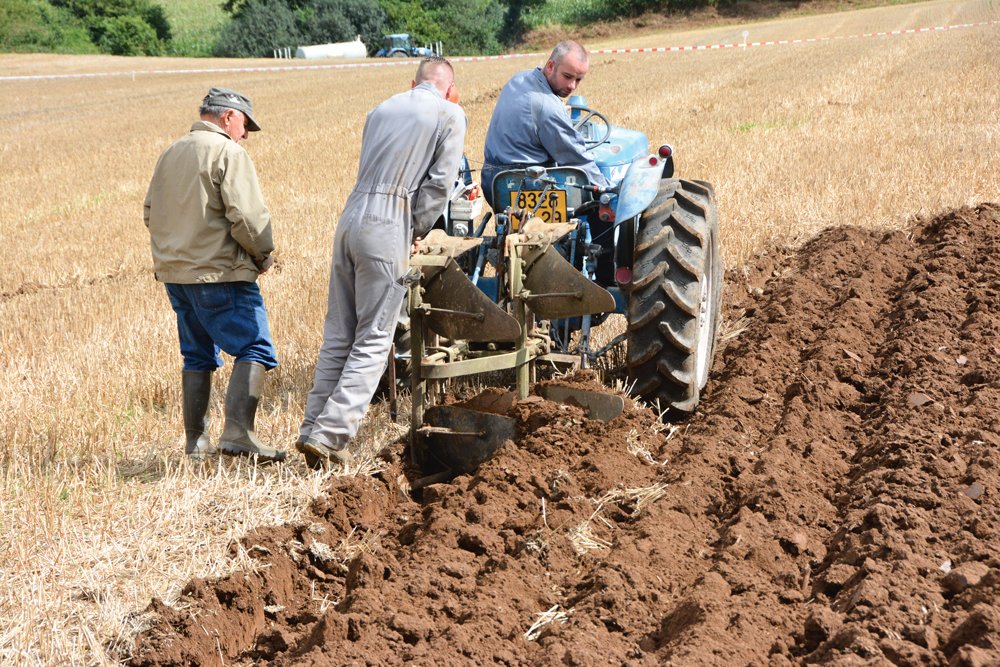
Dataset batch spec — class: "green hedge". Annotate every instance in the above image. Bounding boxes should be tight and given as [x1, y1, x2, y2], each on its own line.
[1, 0, 726, 57]
[0, 0, 97, 53]
[215, 0, 389, 57]
[0, 0, 172, 55]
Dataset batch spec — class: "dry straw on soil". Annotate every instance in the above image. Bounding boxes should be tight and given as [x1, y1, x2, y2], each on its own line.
[1, 0, 997, 662]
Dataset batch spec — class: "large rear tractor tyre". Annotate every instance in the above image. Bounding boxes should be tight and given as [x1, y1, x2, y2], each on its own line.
[626, 179, 722, 414]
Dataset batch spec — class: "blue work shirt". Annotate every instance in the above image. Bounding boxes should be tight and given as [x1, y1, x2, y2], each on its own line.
[482, 67, 607, 206]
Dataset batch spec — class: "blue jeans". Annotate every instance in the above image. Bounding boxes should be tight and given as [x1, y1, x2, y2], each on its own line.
[165, 282, 278, 372]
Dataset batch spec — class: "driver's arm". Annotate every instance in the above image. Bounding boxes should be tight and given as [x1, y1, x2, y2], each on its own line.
[534, 97, 609, 188]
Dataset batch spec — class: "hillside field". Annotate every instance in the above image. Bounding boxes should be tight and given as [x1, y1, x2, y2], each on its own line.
[0, 0, 997, 663]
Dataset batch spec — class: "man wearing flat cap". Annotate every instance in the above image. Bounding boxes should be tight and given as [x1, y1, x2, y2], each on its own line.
[144, 86, 285, 463]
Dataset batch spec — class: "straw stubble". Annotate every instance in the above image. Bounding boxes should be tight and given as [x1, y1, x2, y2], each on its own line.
[0, 0, 996, 662]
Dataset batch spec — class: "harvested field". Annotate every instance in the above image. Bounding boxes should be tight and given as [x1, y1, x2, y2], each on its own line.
[0, 0, 997, 663]
[129, 203, 1000, 665]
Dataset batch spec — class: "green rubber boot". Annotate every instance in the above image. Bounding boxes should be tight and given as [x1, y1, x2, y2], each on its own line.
[182, 370, 216, 461]
[218, 361, 286, 463]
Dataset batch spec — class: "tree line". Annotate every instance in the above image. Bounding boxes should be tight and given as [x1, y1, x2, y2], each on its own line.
[0, 0, 723, 58]
[1, 0, 169, 56]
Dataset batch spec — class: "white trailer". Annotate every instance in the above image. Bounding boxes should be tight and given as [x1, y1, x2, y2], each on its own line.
[295, 37, 366, 60]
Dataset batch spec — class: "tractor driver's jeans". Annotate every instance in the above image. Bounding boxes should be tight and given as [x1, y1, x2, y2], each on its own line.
[300, 203, 410, 450]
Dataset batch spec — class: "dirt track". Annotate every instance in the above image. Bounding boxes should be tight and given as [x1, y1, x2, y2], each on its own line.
[128, 204, 999, 666]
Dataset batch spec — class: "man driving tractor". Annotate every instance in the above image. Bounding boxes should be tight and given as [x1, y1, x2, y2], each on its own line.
[482, 40, 618, 285]
[481, 40, 608, 210]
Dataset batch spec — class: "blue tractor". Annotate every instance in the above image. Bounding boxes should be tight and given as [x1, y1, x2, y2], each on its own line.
[404, 96, 722, 439]
[375, 34, 435, 58]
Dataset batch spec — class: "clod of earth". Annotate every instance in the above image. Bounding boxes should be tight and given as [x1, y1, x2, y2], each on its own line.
[126, 205, 999, 666]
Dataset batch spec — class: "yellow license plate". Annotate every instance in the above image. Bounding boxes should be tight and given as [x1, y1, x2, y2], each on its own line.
[509, 189, 568, 228]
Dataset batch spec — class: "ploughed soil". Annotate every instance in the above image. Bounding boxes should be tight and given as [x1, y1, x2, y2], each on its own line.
[127, 204, 999, 666]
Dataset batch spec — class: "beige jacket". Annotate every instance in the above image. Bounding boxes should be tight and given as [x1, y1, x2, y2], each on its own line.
[144, 121, 273, 284]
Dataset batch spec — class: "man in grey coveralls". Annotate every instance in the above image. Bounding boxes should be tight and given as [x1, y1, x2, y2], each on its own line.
[298, 57, 466, 467]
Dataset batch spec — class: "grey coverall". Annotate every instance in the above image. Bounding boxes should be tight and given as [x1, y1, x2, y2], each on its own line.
[301, 82, 466, 449]
[482, 67, 608, 207]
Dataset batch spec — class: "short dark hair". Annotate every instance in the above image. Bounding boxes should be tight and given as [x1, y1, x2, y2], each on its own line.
[415, 56, 454, 83]
[549, 40, 588, 66]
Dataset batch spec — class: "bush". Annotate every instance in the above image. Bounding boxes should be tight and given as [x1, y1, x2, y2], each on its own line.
[50, 0, 171, 54]
[219, 0, 387, 57]
[379, 0, 444, 45]
[298, 0, 387, 51]
[430, 0, 504, 55]
[380, 0, 504, 55]
[498, 0, 545, 45]
[0, 0, 97, 53]
[141, 3, 170, 42]
[97, 14, 162, 55]
[215, 0, 298, 57]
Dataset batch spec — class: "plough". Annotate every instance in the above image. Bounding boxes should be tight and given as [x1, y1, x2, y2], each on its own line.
[397, 97, 722, 482]
[406, 219, 621, 476]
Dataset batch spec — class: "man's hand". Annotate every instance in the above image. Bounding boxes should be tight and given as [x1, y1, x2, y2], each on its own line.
[256, 255, 274, 274]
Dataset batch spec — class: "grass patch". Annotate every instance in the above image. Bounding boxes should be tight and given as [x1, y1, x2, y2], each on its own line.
[522, 0, 612, 28]
[734, 118, 804, 133]
[160, 0, 229, 57]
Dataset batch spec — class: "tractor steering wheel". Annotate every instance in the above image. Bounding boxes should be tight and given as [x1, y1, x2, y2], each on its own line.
[570, 107, 612, 150]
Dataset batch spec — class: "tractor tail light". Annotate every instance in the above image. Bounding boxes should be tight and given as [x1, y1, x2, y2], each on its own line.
[599, 203, 615, 223]
[615, 267, 633, 285]
[658, 144, 673, 158]
[648, 156, 658, 166]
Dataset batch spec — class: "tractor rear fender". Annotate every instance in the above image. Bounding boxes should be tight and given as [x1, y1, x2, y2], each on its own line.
[614, 154, 664, 222]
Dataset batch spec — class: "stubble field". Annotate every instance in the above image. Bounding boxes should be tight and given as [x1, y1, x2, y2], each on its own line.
[0, 0, 997, 663]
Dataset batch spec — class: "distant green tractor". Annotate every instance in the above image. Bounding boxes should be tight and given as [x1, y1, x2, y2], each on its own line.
[375, 33, 435, 58]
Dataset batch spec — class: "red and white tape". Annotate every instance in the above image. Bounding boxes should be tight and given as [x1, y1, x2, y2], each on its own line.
[1, 20, 996, 82]
[591, 20, 998, 53]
